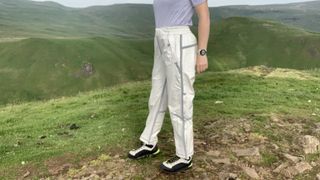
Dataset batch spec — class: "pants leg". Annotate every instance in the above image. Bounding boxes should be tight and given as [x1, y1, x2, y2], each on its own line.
[166, 32, 197, 159]
[139, 27, 197, 160]
[139, 35, 168, 146]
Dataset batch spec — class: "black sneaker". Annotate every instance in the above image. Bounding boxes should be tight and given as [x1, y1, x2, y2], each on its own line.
[160, 155, 193, 173]
[128, 141, 160, 159]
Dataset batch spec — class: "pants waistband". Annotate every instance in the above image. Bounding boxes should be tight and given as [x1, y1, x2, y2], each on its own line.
[155, 25, 192, 36]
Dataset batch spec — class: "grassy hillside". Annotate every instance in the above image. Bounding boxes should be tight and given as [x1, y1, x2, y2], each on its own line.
[0, 0, 155, 38]
[0, 66, 319, 179]
[0, 37, 153, 104]
[212, 0, 320, 33]
[209, 17, 320, 70]
[1, 0, 320, 38]
[0, 17, 320, 105]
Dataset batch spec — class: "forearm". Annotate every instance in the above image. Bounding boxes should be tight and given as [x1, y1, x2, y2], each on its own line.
[197, 11, 210, 50]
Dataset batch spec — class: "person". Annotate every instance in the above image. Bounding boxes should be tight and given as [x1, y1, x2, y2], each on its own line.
[128, 0, 210, 173]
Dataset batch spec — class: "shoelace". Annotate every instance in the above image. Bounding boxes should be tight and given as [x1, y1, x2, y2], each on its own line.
[167, 155, 181, 163]
[132, 143, 152, 152]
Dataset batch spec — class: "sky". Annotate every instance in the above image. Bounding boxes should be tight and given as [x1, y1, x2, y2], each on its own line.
[31, 0, 315, 8]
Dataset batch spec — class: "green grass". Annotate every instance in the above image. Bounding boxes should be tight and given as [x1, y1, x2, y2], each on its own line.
[1, 0, 320, 38]
[1, 17, 320, 105]
[0, 67, 319, 179]
[0, 36, 153, 105]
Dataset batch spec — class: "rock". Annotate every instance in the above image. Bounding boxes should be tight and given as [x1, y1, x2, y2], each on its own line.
[215, 101, 223, 104]
[206, 150, 221, 157]
[242, 123, 251, 132]
[232, 147, 260, 157]
[294, 161, 312, 173]
[281, 166, 298, 178]
[23, 171, 30, 178]
[69, 123, 80, 130]
[317, 173, 320, 180]
[314, 123, 320, 134]
[248, 133, 268, 143]
[233, 133, 249, 143]
[273, 162, 289, 173]
[271, 143, 279, 150]
[241, 166, 260, 179]
[81, 63, 94, 76]
[218, 172, 237, 180]
[229, 173, 238, 180]
[270, 114, 280, 122]
[194, 167, 206, 172]
[281, 161, 312, 178]
[301, 135, 320, 154]
[39, 135, 47, 139]
[283, 153, 303, 163]
[211, 158, 231, 165]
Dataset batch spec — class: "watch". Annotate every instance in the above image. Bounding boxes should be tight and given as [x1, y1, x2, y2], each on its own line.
[198, 49, 207, 56]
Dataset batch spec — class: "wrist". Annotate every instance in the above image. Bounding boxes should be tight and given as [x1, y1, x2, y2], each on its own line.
[197, 49, 207, 56]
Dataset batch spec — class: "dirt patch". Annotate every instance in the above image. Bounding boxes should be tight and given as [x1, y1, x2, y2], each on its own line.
[43, 152, 78, 176]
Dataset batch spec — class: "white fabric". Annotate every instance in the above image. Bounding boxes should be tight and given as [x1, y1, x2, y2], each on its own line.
[139, 25, 197, 159]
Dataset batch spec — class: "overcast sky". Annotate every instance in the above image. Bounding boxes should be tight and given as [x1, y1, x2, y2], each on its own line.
[31, 0, 315, 8]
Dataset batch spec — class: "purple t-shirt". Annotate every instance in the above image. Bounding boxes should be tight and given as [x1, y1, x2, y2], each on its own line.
[153, 0, 207, 28]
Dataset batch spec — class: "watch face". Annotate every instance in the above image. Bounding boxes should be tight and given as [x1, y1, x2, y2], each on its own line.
[200, 49, 207, 56]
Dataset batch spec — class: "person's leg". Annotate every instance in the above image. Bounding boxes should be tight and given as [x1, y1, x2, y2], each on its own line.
[139, 35, 168, 146]
[163, 29, 197, 169]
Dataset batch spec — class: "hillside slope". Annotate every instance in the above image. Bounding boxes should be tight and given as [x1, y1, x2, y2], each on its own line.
[209, 17, 320, 70]
[0, 66, 319, 179]
[0, 17, 320, 104]
[0, 37, 153, 104]
[212, 0, 320, 33]
[1, 0, 320, 38]
[0, 0, 155, 38]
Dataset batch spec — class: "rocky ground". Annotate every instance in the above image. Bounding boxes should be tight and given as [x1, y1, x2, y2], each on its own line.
[30, 113, 320, 180]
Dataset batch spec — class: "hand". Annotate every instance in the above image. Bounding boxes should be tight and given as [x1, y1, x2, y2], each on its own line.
[196, 55, 208, 74]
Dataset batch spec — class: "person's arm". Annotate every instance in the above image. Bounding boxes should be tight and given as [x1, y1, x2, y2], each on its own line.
[194, 1, 210, 74]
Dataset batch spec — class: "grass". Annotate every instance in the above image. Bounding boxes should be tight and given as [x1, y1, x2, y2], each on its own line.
[0, 66, 319, 179]
[1, 17, 320, 105]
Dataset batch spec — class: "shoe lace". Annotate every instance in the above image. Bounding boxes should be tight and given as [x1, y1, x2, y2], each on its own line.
[133, 142, 152, 152]
[167, 155, 181, 163]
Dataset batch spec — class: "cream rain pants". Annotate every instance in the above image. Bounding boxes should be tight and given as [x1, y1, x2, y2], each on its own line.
[139, 26, 197, 159]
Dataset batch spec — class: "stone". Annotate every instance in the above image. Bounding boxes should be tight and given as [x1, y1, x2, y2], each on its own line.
[316, 173, 320, 180]
[281, 161, 312, 178]
[270, 114, 280, 122]
[22, 171, 30, 178]
[294, 161, 312, 173]
[211, 158, 231, 165]
[232, 147, 260, 157]
[271, 143, 279, 150]
[215, 100, 224, 104]
[241, 166, 260, 179]
[283, 153, 303, 163]
[273, 162, 289, 173]
[301, 135, 320, 154]
[243, 123, 251, 132]
[206, 150, 221, 157]
[281, 166, 298, 178]
[218, 172, 237, 180]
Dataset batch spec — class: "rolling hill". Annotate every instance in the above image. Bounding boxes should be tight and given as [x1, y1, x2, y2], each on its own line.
[212, 0, 320, 33]
[0, 0, 155, 38]
[0, 17, 320, 104]
[1, 0, 320, 38]
[0, 36, 153, 104]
